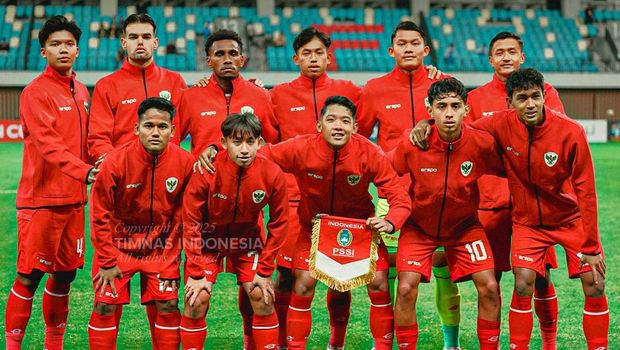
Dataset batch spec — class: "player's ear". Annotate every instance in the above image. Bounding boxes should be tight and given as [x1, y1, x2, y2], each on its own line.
[134, 121, 140, 135]
[153, 36, 159, 50]
[292, 53, 300, 67]
[464, 104, 470, 117]
[220, 136, 227, 150]
[75, 46, 80, 58]
[326, 50, 332, 65]
[423, 45, 430, 57]
[40, 47, 46, 58]
[352, 121, 358, 134]
[239, 54, 246, 67]
[316, 119, 322, 132]
[388, 46, 395, 58]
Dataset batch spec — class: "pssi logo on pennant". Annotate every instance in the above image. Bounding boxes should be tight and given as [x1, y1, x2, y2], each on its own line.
[337, 229, 352, 247]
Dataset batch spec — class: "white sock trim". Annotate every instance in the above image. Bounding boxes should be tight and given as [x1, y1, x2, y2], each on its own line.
[533, 295, 557, 301]
[509, 307, 533, 313]
[370, 302, 392, 308]
[154, 323, 180, 330]
[44, 288, 69, 297]
[252, 323, 279, 330]
[179, 325, 207, 332]
[88, 324, 117, 331]
[11, 288, 34, 301]
[583, 309, 609, 316]
[288, 306, 311, 312]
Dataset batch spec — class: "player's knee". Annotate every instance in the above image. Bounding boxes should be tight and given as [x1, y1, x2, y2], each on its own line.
[477, 279, 499, 301]
[155, 299, 179, 313]
[184, 294, 210, 319]
[397, 281, 418, 302]
[51, 270, 77, 284]
[514, 272, 535, 296]
[582, 276, 605, 297]
[293, 281, 315, 297]
[94, 302, 117, 315]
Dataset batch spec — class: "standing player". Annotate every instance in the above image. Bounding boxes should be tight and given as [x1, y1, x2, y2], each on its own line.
[268, 27, 361, 350]
[390, 78, 502, 350]
[5, 16, 98, 350]
[180, 113, 288, 349]
[88, 13, 187, 161]
[87, 98, 193, 349]
[261, 96, 411, 350]
[356, 21, 458, 349]
[466, 31, 565, 349]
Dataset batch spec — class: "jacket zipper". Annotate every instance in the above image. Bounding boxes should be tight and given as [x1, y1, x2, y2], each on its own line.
[141, 68, 148, 98]
[409, 75, 415, 127]
[232, 167, 243, 222]
[141, 155, 158, 252]
[329, 150, 338, 214]
[527, 127, 544, 225]
[436, 143, 452, 239]
[70, 79, 85, 203]
[312, 79, 319, 121]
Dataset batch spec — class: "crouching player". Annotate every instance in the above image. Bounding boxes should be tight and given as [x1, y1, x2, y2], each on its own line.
[261, 96, 411, 349]
[181, 113, 289, 349]
[390, 78, 502, 349]
[88, 98, 194, 349]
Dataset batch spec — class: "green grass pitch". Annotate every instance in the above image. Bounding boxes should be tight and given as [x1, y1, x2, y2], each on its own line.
[0, 141, 617, 349]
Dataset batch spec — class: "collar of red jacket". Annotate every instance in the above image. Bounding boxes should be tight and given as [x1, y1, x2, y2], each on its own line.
[43, 65, 76, 86]
[295, 72, 329, 89]
[491, 73, 507, 92]
[388, 64, 429, 85]
[207, 73, 245, 92]
[121, 58, 157, 75]
[312, 132, 355, 160]
[217, 150, 257, 177]
[429, 123, 467, 152]
[133, 137, 170, 164]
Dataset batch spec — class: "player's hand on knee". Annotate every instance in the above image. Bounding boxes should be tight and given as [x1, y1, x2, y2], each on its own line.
[579, 253, 606, 284]
[184, 277, 212, 307]
[425, 65, 443, 80]
[251, 274, 275, 304]
[93, 265, 123, 297]
[410, 119, 432, 149]
[366, 217, 394, 235]
[193, 145, 218, 174]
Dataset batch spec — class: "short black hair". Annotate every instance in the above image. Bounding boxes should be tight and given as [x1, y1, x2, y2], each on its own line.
[391, 21, 425, 45]
[221, 112, 262, 139]
[293, 27, 331, 52]
[320, 96, 357, 121]
[138, 97, 175, 121]
[488, 31, 523, 56]
[506, 68, 545, 99]
[427, 78, 468, 106]
[39, 15, 82, 48]
[205, 29, 243, 55]
[122, 13, 157, 36]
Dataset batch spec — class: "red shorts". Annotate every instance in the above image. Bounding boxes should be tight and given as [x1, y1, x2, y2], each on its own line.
[277, 201, 301, 270]
[511, 218, 601, 278]
[193, 250, 261, 284]
[16, 206, 85, 274]
[293, 231, 390, 272]
[478, 209, 512, 272]
[92, 253, 179, 305]
[397, 224, 495, 282]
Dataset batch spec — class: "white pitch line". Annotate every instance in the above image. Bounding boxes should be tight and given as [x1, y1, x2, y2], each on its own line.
[0, 189, 17, 194]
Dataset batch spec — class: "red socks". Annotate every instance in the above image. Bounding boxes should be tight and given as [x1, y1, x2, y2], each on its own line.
[534, 282, 558, 349]
[326, 290, 351, 348]
[286, 293, 313, 349]
[368, 291, 394, 350]
[180, 315, 207, 349]
[42, 278, 71, 350]
[395, 323, 418, 349]
[5, 279, 35, 350]
[146, 303, 159, 350]
[509, 292, 533, 349]
[239, 287, 256, 350]
[583, 296, 609, 350]
[88, 311, 118, 349]
[154, 310, 180, 350]
[477, 318, 500, 350]
[252, 312, 279, 349]
[274, 291, 291, 347]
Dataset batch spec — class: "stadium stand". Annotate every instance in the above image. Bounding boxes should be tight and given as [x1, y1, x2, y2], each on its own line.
[0, 4, 607, 72]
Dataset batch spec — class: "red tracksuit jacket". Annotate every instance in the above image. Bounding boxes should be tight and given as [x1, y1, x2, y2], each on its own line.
[269, 73, 362, 201]
[466, 74, 565, 210]
[177, 74, 278, 156]
[183, 152, 289, 279]
[88, 59, 187, 160]
[90, 139, 194, 278]
[17, 65, 92, 208]
[390, 126, 504, 239]
[260, 133, 411, 234]
[472, 107, 601, 255]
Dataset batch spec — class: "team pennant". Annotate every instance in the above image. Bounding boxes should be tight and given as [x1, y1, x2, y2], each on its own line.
[309, 215, 379, 292]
